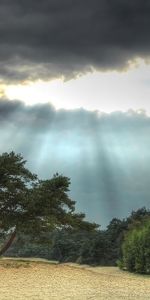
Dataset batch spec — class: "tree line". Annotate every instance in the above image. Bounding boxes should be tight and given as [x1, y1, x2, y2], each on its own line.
[0, 152, 150, 274]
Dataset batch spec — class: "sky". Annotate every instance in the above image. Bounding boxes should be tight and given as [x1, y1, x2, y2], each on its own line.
[0, 0, 150, 227]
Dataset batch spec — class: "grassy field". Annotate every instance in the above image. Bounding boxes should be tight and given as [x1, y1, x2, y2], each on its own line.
[0, 258, 150, 299]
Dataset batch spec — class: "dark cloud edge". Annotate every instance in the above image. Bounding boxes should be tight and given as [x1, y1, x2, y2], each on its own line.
[0, 97, 149, 126]
[0, 0, 150, 82]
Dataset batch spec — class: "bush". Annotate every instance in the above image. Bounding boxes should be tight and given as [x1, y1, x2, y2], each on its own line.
[120, 219, 150, 274]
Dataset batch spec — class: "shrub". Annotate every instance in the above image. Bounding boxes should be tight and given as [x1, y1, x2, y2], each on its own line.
[120, 219, 150, 274]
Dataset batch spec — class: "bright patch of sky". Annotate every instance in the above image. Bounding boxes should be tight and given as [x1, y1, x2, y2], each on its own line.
[5, 59, 150, 114]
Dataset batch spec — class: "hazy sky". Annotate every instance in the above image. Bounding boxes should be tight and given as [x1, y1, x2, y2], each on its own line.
[0, 1, 150, 226]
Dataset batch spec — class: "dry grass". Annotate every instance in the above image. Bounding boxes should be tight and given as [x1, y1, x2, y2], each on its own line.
[0, 258, 150, 299]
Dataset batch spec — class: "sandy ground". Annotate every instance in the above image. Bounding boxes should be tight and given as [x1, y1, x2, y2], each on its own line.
[0, 259, 150, 300]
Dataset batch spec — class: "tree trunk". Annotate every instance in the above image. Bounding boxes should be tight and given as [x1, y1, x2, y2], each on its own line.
[0, 229, 16, 256]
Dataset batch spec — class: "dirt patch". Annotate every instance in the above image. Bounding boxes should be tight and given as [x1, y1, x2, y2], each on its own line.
[0, 259, 149, 299]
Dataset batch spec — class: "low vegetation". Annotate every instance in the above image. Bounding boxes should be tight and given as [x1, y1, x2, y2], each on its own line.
[119, 219, 150, 274]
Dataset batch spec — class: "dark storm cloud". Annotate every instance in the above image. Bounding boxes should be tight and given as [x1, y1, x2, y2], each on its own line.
[1, 98, 150, 226]
[0, 0, 150, 82]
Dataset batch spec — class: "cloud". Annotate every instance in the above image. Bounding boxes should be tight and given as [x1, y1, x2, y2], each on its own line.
[0, 0, 150, 82]
[0, 98, 150, 226]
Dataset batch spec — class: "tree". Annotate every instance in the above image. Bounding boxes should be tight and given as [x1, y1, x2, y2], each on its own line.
[126, 207, 150, 230]
[0, 151, 98, 256]
[78, 230, 107, 265]
[0, 151, 37, 255]
[105, 218, 127, 265]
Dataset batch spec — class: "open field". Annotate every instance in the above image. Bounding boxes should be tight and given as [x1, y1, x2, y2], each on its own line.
[0, 259, 150, 299]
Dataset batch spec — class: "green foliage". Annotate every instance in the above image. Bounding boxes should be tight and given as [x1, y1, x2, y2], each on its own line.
[1, 151, 150, 269]
[105, 218, 128, 265]
[4, 228, 108, 265]
[0, 151, 98, 255]
[3, 207, 150, 267]
[0, 151, 37, 233]
[120, 219, 150, 274]
[4, 232, 52, 259]
[127, 207, 150, 230]
[78, 230, 108, 265]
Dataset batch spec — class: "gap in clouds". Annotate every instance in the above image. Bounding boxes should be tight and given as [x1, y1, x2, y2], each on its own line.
[4, 60, 150, 114]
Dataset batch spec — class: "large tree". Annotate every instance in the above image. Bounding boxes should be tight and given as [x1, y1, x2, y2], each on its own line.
[0, 152, 98, 256]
